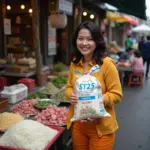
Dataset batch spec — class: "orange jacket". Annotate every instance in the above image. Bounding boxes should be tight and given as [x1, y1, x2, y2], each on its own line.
[65, 57, 123, 137]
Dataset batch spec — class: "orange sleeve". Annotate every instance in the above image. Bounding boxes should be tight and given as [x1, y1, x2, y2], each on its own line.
[103, 59, 123, 107]
[65, 63, 74, 100]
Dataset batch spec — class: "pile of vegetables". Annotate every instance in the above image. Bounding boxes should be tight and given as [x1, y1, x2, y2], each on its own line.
[54, 86, 68, 102]
[34, 100, 58, 109]
[27, 92, 48, 100]
[52, 62, 67, 72]
[51, 76, 67, 88]
[40, 82, 59, 95]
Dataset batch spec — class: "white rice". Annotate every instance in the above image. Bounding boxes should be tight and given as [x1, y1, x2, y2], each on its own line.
[0, 120, 58, 150]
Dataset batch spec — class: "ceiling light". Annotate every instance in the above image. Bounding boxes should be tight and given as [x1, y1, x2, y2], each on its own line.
[83, 11, 87, 16]
[6, 5, 11, 10]
[29, 9, 33, 13]
[21, 5, 25, 9]
[90, 14, 95, 19]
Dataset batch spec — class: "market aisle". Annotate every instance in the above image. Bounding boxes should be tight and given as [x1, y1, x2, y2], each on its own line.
[114, 79, 150, 150]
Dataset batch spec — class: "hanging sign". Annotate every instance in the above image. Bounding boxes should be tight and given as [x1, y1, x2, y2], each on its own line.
[58, 0, 73, 16]
[4, 18, 11, 35]
[48, 17, 57, 56]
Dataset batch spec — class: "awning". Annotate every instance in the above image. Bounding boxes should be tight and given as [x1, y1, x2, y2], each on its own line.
[106, 11, 138, 25]
[106, 11, 128, 22]
[132, 24, 150, 33]
[102, 0, 146, 19]
[123, 15, 138, 25]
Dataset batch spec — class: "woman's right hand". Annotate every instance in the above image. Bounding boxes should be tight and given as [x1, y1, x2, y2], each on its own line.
[70, 93, 78, 105]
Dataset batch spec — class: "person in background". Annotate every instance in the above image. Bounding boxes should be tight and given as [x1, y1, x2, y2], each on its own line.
[119, 47, 134, 62]
[142, 36, 150, 78]
[102, 31, 108, 44]
[138, 36, 145, 54]
[125, 35, 133, 50]
[65, 21, 122, 150]
[131, 50, 144, 73]
[109, 47, 120, 63]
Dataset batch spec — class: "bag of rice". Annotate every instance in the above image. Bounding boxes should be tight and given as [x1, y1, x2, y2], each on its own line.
[71, 65, 110, 122]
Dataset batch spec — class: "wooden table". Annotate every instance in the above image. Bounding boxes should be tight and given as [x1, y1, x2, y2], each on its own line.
[117, 66, 133, 85]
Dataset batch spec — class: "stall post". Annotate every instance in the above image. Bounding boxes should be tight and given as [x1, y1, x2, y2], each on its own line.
[31, 0, 42, 86]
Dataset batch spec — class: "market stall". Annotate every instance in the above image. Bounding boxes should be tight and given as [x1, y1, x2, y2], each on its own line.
[0, 75, 72, 150]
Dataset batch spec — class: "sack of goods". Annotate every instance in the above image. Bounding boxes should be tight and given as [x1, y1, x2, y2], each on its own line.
[71, 65, 110, 122]
[0, 120, 58, 150]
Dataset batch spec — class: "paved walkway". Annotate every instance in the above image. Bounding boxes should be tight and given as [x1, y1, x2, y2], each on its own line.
[114, 78, 150, 150]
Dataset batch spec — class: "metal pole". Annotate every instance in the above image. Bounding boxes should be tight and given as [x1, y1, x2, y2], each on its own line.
[31, 0, 42, 86]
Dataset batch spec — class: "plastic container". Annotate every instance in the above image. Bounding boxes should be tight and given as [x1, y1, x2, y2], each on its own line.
[0, 77, 9, 90]
[0, 84, 28, 104]
[17, 78, 35, 93]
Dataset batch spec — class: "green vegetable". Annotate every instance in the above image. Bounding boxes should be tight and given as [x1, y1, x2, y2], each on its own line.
[40, 82, 59, 95]
[35, 101, 56, 107]
[54, 86, 67, 102]
[51, 76, 67, 88]
[52, 62, 67, 72]
[27, 92, 48, 100]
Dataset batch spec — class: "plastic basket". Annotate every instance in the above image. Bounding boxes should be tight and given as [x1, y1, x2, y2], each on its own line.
[17, 78, 35, 93]
[0, 77, 9, 90]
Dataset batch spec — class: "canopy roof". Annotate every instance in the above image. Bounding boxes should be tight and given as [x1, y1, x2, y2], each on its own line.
[106, 11, 138, 25]
[102, 0, 146, 19]
[132, 24, 150, 33]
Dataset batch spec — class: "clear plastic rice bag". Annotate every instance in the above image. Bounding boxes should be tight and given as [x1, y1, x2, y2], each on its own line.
[71, 65, 110, 122]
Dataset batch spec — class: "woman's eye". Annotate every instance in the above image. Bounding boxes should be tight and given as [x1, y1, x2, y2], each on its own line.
[78, 38, 83, 41]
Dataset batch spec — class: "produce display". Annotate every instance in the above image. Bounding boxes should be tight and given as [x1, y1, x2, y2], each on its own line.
[34, 99, 59, 109]
[52, 62, 67, 72]
[11, 100, 40, 115]
[54, 86, 68, 102]
[0, 112, 24, 130]
[34, 106, 68, 126]
[27, 92, 48, 100]
[40, 82, 59, 95]
[51, 76, 67, 88]
[0, 120, 58, 150]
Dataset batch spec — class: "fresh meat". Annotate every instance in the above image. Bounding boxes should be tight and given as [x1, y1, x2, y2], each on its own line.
[11, 100, 40, 115]
[34, 106, 68, 126]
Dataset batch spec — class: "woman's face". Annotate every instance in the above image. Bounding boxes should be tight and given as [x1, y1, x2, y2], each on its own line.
[76, 28, 96, 58]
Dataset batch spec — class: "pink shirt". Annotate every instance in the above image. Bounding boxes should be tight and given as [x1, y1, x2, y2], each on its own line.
[132, 57, 144, 72]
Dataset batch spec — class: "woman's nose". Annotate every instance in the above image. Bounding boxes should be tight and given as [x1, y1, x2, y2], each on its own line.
[83, 39, 88, 45]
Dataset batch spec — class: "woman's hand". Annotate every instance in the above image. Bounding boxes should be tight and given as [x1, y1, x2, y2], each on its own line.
[102, 94, 106, 103]
[70, 93, 78, 105]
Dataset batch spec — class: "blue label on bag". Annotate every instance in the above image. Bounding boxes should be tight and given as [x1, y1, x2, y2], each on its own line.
[78, 96, 95, 101]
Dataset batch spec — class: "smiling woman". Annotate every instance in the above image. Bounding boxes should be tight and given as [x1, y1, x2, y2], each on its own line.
[76, 28, 96, 61]
[65, 21, 123, 150]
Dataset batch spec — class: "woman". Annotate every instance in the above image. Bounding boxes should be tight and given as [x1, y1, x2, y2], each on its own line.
[65, 21, 123, 150]
[131, 50, 144, 73]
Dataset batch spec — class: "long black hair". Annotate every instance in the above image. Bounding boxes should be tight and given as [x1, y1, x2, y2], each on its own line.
[72, 21, 106, 65]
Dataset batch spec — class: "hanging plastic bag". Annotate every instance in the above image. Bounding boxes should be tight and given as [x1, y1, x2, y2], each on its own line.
[71, 65, 110, 122]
